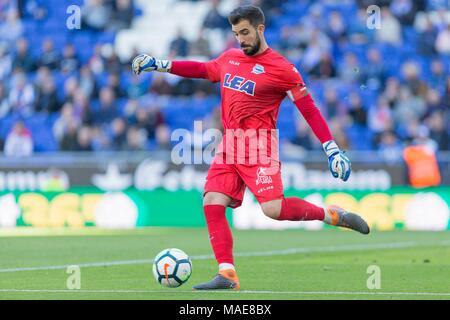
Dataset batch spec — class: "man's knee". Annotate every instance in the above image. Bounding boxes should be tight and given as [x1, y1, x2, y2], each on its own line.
[260, 199, 282, 219]
[203, 192, 232, 207]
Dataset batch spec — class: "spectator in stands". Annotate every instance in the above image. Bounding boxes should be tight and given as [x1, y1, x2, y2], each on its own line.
[382, 77, 401, 108]
[362, 47, 386, 90]
[127, 75, 146, 98]
[0, 43, 12, 81]
[82, 0, 111, 31]
[252, 0, 282, 24]
[93, 86, 119, 124]
[109, 0, 134, 32]
[8, 71, 35, 117]
[169, 29, 190, 58]
[368, 96, 393, 135]
[277, 26, 297, 52]
[433, 7, 450, 31]
[63, 76, 78, 104]
[88, 44, 105, 74]
[149, 73, 173, 96]
[4, 121, 33, 157]
[377, 130, 403, 162]
[90, 126, 110, 151]
[0, 9, 23, 46]
[173, 77, 196, 96]
[23, 0, 48, 21]
[155, 124, 171, 150]
[301, 28, 331, 72]
[0, 0, 14, 20]
[417, 17, 437, 57]
[60, 43, 80, 74]
[445, 77, 450, 109]
[12, 38, 35, 72]
[429, 60, 446, 93]
[125, 126, 147, 151]
[328, 117, 350, 151]
[347, 8, 372, 44]
[348, 93, 367, 127]
[389, 0, 417, 26]
[309, 52, 336, 79]
[337, 52, 361, 84]
[108, 117, 128, 150]
[0, 82, 11, 118]
[325, 10, 347, 43]
[53, 102, 80, 144]
[75, 126, 94, 151]
[323, 88, 343, 119]
[73, 88, 94, 125]
[435, 23, 450, 55]
[411, 124, 438, 152]
[133, 106, 165, 141]
[79, 65, 99, 99]
[107, 73, 126, 98]
[189, 28, 212, 57]
[194, 77, 217, 96]
[123, 98, 138, 119]
[424, 89, 446, 121]
[393, 87, 426, 131]
[376, 7, 402, 46]
[426, 111, 450, 150]
[34, 76, 60, 113]
[401, 61, 424, 96]
[202, 0, 228, 30]
[103, 45, 123, 74]
[290, 119, 313, 151]
[204, 105, 222, 132]
[38, 39, 60, 70]
[302, 3, 326, 30]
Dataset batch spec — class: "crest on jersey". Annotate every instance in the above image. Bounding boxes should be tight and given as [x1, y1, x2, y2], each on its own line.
[251, 64, 265, 74]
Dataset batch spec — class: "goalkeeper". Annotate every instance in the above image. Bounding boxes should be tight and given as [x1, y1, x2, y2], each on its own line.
[132, 5, 370, 291]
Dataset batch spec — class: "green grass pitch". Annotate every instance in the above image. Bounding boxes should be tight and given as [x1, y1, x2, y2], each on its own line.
[0, 228, 449, 300]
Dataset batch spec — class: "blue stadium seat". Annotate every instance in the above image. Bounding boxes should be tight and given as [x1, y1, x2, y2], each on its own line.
[277, 119, 297, 141]
[346, 125, 374, 150]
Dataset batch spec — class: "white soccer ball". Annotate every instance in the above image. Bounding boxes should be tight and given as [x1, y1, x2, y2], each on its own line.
[152, 248, 192, 288]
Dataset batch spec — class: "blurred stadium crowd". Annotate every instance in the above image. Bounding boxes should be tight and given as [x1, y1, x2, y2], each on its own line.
[0, 0, 449, 160]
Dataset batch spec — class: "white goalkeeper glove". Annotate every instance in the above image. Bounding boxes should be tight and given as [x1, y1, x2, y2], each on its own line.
[323, 140, 351, 182]
[132, 54, 172, 75]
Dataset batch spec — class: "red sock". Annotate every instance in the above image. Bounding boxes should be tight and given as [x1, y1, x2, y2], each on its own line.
[204, 205, 234, 265]
[278, 197, 325, 221]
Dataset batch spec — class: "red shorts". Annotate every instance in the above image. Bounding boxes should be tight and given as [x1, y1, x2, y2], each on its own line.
[204, 156, 284, 208]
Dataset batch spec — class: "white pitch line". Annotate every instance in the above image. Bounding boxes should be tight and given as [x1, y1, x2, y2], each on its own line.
[0, 289, 449, 297]
[0, 240, 449, 273]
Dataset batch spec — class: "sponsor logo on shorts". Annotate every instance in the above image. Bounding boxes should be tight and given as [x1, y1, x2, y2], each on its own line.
[255, 167, 273, 186]
[257, 185, 274, 194]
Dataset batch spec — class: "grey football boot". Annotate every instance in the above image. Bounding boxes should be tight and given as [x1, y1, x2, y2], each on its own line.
[193, 269, 240, 290]
[325, 205, 370, 234]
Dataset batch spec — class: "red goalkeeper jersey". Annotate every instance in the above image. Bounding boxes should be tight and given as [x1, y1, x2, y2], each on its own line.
[205, 47, 304, 131]
[204, 47, 306, 162]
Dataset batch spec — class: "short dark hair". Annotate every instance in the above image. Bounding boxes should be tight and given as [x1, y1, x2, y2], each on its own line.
[228, 5, 265, 28]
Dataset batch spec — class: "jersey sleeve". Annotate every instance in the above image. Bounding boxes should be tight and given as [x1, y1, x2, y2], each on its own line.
[278, 65, 308, 102]
[204, 51, 229, 83]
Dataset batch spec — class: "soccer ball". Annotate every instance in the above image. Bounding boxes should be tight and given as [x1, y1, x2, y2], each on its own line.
[152, 248, 192, 288]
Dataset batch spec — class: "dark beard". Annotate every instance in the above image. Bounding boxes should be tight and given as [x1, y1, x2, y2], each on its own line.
[242, 34, 261, 56]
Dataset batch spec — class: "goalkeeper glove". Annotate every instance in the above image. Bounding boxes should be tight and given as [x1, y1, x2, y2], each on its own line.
[323, 140, 351, 182]
[132, 54, 172, 75]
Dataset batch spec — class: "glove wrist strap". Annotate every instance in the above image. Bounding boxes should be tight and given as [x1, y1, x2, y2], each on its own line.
[323, 140, 340, 157]
[155, 59, 172, 72]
